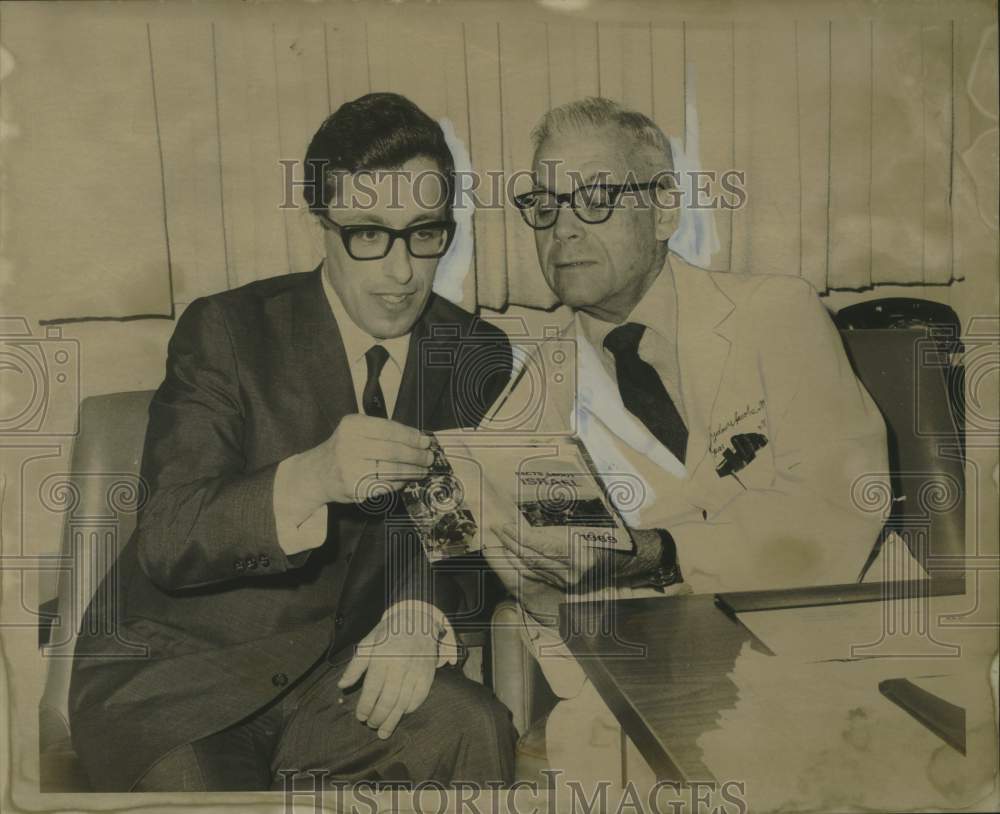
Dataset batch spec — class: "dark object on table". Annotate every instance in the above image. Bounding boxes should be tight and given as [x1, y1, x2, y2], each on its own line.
[715, 574, 965, 616]
[879, 677, 966, 755]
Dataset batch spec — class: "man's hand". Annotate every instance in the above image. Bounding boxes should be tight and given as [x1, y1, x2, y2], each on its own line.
[480, 532, 563, 626]
[288, 414, 434, 508]
[481, 523, 613, 628]
[337, 606, 442, 739]
[482, 524, 667, 625]
[490, 523, 614, 592]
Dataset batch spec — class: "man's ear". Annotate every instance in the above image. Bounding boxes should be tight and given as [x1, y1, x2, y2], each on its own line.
[651, 172, 681, 241]
[654, 194, 680, 242]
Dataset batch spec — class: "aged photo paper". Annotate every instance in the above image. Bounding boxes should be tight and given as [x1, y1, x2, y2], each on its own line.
[1, 0, 997, 812]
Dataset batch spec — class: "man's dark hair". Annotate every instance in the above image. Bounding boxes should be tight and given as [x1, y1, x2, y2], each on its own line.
[303, 92, 455, 215]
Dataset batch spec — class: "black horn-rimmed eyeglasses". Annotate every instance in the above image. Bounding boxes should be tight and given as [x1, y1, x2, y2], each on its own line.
[512, 180, 662, 230]
[319, 215, 456, 260]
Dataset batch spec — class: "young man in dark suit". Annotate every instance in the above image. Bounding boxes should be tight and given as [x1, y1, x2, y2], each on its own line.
[69, 93, 515, 792]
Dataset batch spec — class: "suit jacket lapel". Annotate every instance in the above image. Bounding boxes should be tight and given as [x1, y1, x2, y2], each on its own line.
[292, 270, 451, 434]
[291, 267, 358, 434]
[672, 255, 737, 489]
[393, 323, 424, 428]
[393, 295, 452, 431]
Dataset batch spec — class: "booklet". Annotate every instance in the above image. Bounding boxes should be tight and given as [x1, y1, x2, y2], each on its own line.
[400, 431, 636, 562]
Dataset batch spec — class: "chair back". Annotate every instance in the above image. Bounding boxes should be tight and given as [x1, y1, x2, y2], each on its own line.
[835, 299, 965, 577]
[39, 390, 154, 754]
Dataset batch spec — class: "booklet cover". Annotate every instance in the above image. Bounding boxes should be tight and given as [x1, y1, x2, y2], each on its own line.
[402, 432, 635, 562]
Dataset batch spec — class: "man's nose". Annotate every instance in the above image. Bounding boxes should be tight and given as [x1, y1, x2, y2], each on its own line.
[552, 205, 582, 242]
[385, 238, 414, 284]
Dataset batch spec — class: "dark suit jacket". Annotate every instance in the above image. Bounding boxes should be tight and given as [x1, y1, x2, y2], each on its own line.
[68, 269, 512, 791]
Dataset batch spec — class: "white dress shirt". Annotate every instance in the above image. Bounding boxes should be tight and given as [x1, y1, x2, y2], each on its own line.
[322, 272, 411, 418]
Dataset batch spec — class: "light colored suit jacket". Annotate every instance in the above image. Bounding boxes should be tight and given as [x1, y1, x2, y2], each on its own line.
[506, 254, 890, 594]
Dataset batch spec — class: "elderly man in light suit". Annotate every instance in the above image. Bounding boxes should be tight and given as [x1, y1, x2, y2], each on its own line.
[482, 97, 890, 787]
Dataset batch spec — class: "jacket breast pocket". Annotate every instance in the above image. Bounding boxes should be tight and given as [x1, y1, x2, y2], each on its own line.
[707, 398, 774, 492]
[726, 435, 775, 491]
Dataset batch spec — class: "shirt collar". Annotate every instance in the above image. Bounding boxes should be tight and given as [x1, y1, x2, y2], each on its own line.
[578, 254, 679, 353]
[321, 267, 411, 371]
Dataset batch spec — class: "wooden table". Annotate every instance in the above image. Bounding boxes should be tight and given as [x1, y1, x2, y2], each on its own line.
[559, 577, 969, 783]
[560, 593, 757, 782]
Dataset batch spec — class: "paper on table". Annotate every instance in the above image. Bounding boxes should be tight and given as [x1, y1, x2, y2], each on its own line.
[737, 533, 940, 661]
[860, 530, 933, 583]
[697, 644, 997, 812]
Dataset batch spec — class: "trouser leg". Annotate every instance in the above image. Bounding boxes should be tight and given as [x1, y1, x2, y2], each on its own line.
[271, 661, 516, 789]
[131, 702, 282, 792]
[131, 746, 207, 792]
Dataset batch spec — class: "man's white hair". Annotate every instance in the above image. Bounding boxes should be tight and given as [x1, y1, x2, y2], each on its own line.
[530, 96, 674, 174]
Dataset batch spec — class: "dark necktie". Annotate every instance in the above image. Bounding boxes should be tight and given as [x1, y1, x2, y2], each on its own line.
[362, 345, 390, 418]
[603, 322, 688, 463]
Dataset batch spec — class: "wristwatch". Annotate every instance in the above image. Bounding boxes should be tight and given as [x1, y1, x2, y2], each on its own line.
[645, 528, 681, 593]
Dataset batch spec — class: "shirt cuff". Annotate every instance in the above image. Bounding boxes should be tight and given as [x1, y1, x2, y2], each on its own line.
[382, 600, 459, 668]
[273, 458, 327, 557]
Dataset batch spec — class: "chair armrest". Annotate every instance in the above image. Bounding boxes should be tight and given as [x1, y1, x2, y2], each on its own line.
[491, 598, 532, 735]
[490, 597, 560, 735]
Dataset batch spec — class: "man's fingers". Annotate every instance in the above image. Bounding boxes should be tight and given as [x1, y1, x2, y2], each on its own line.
[363, 463, 429, 481]
[480, 542, 507, 570]
[337, 646, 371, 690]
[357, 418, 432, 450]
[500, 525, 574, 562]
[376, 679, 414, 739]
[362, 440, 435, 468]
[492, 524, 522, 551]
[515, 543, 573, 572]
[520, 553, 570, 579]
[352, 467, 426, 501]
[487, 525, 548, 568]
[486, 524, 576, 590]
[518, 558, 572, 590]
[495, 524, 541, 557]
[483, 529, 546, 592]
[405, 665, 435, 714]
[480, 544, 520, 592]
[483, 528, 522, 569]
[356, 659, 386, 723]
[366, 668, 404, 730]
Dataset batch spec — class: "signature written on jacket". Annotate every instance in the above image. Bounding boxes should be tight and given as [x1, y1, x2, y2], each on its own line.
[708, 398, 767, 456]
